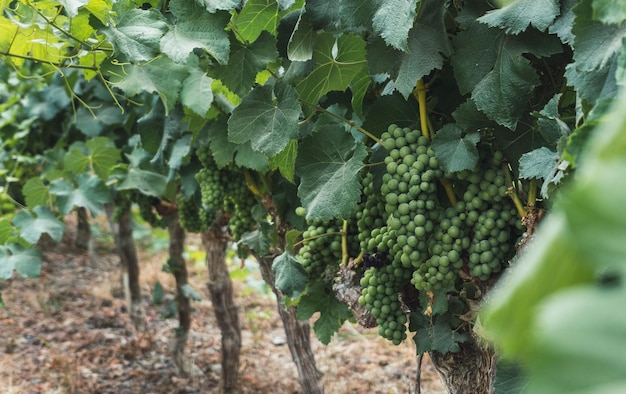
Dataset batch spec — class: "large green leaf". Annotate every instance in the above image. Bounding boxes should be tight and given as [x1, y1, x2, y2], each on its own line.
[372, 0, 418, 51]
[181, 67, 214, 117]
[394, 0, 452, 98]
[451, 24, 561, 129]
[0, 219, 15, 244]
[592, 0, 626, 24]
[482, 91, 626, 393]
[101, 8, 168, 62]
[161, 0, 230, 64]
[0, 244, 42, 279]
[431, 124, 480, 173]
[571, 0, 626, 73]
[106, 57, 188, 114]
[519, 147, 562, 198]
[214, 32, 278, 96]
[49, 174, 111, 216]
[233, 0, 280, 43]
[295, 126, 367, 221]
[478, 0, 559, 34]
[296, 280, 353, 344]
[295, 32, 367, 108]
[272, 251, 308, 298]
[117, 168, 169, 197]
[286, 9, 315, 61]
[22, 178, 49, 208]
[197, 0, 242, 12]
[228, 82, 301, 157]
[87, 137, 121, 180]
[12, 206, 65, 244]
[305, 0, 375, 31]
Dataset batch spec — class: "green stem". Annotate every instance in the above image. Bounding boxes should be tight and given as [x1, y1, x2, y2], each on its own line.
[0, 51, 100, 71]
[527, 179, 537, 208]
[300, 100, 381, 145]
[413, 79, 430, 139]
[341, 220, 348, 266]
[502, 164, 527, 218]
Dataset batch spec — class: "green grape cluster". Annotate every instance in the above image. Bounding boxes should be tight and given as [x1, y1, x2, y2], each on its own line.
[353, 124, 523, 344]
[135, 192, 165, 228]
[297, 218, 360, 279]
[358, 267, 408, 345]
[177, 192, 215, 233]
[298, 219, 344, 278]
[194, 146, 259, 241]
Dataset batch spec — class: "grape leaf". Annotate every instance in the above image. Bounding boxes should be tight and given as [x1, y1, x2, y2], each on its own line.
[0, 219, 15, 245]
[197, 0, 242, 13]
[207, 117, 269, 171]
[287, 8, 315, 61]
[58, 0, 89, 18]
[116, 168, 169, 198]
[22, 178, 49, 208]
[161, 1, 230, 64]
[493, 360, 528, 394]
[478, 0, 559, 34]
[86, 137, 121, 180]
[519, 147, 562, 198]
[362, 93, 420, 135]
[549, 0, 577, 45]
[0, 243, 42, 279]
[431, 124, 480, 173]
[101, 8, 168, 62]
[0, 17, 19, 53]
[105, 57, 188, 114]
[64, 143, 90, 175]
[233, 0, 280, 43]
[214, 32, 278, 97]
[564, 56, 619, 104]
[228, 82, 301, 157]
[394, 0, 452, 98]
[296, 280, 353, 344]
[272, 251, 308, 298]
[181, 67, 214, 117]
[12, 206, 65, 244]
[305, 0, 375, 31]
[295, 32, 367, 108]
[296, 126, 367, 222]
[372, 0, 418, 51]
[571, 0, 626, 73]
[409, 312, 468, 355]
[452, 25, 562, 129]
[269, 139, 298, 183]
[534, 93, 571, 147]
[592, 0, 626, 24]
[49, 174, 111, 216]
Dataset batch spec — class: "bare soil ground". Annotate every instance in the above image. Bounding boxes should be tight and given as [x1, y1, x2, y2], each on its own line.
[0, 220, 446, 394]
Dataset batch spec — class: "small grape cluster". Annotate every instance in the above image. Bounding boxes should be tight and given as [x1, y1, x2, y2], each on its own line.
[193, 145, 258, 241]
[177, 192, 215, 233]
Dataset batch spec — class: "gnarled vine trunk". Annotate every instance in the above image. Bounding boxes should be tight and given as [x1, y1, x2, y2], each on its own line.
[166, 213, 195, 376]
[75, 207, 91, 251]
[202, 226, 241, 394]
[105, 204, 145, 331]
[256, 253, 324, 394]
[429, 334, 497, 394]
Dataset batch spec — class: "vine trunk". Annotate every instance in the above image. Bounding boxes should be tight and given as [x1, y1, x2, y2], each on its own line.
[256, 253, 324, 394]
[202, 226, 241, 394]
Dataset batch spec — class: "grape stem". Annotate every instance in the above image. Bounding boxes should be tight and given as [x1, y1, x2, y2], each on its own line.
[413, 79, 430, 139]
[341, 220, 349, 266]
[440, 178, 457, 206]
[527, 179, 537, 208]
[502, 164, 527, 218]
[293, 231, 344, 248]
